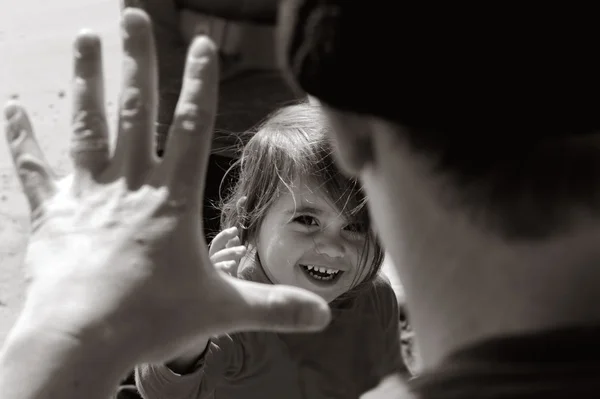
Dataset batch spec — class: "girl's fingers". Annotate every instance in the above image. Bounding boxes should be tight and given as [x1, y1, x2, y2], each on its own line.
[215, 260, 239, 277]
[209, 226, 238, 256]
[210, 245, 247, 264]
[226, 236, 241, 248]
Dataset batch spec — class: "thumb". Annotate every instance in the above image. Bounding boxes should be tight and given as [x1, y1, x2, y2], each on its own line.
[221, 276, 331, 333]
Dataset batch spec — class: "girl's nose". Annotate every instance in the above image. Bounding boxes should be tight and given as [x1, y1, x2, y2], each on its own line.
[314, 235, 345, 258]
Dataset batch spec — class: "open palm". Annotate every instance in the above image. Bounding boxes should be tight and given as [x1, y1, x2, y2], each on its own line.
[4, 9, 329, 366]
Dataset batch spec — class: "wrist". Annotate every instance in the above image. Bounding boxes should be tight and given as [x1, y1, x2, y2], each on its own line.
[20, 285, 140, 363]
[0, 307, 133, 399]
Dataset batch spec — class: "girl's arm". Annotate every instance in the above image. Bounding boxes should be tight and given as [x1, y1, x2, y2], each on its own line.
[167, 338, 211, 374]
[136, 334, 244, 399]
[373, 277, 409, 377]
[134, 229, 247, 398]
[357, 277, 412, 398]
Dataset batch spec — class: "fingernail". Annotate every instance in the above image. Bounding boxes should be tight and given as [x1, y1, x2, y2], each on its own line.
[4, 102, 20, 121]
[16, 155, 52, 193]
[189, 36, 217, 59]
[4, 104, 23, 142]
[122, 8, 151, 38]
[74, 30, 101, 58]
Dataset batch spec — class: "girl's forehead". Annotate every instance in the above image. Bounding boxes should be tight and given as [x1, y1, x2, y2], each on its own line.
[272, 179, 347, 217]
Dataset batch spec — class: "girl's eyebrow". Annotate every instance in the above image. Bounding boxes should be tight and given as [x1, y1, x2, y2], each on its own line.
[285, 205, 324, 216]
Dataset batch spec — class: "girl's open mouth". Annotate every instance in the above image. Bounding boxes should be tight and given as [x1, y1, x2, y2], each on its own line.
[299, 264, 344, 284]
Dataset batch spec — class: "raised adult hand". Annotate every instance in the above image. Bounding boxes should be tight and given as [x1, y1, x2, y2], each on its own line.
[121, 0, 187, 156]
[4, 8, 330, 371]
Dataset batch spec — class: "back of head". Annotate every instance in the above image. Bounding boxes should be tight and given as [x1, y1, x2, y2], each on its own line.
[277, 3, 600, 371]
[279, 2, 600, 241]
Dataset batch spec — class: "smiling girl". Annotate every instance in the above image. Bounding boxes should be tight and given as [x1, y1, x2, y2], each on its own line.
[136, 102, 405, 398]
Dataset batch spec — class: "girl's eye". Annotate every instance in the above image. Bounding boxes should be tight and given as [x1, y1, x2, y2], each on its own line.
[344, 222, 367, 235]
[293, 215, 319, 227]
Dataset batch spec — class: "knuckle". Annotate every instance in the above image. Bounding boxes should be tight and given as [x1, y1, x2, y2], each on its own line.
[71, 109, 109, 155]
[72, 110, 107, 137]
[14, 157, 54, 218]
[119, 87, 148, 119]
[173, 103, 212, 135]
[185, 56, 215, 80]
[18, 162, 50, 191]
[74, 53, 101, 78]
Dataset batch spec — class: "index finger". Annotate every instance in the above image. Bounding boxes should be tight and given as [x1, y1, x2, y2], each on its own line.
[159, 36, 219, 203]
[121, 0, 186, 157]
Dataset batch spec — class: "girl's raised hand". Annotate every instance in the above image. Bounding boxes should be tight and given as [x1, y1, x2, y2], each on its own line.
[209, 227, 247, 277]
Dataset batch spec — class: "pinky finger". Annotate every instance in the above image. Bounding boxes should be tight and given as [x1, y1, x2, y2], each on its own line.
[216, 260, 240, 277]
[4, 103, 57, 218]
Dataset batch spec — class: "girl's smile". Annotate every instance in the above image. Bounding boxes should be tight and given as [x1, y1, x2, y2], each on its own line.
[299, 264, 344, 283]
[254, 178, 375, 303]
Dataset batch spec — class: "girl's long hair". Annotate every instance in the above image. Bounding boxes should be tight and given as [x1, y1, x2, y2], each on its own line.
[220, 102, 384, 297]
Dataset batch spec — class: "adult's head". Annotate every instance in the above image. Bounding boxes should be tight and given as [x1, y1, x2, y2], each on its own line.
[278, 1, 600, 368]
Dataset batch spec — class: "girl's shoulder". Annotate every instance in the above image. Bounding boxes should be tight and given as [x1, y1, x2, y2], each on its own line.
[367, 274, 398, 303]
[353, 274, 399, 325]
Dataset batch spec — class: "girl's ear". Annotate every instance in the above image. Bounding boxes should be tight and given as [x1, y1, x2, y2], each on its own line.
[236, 196, 248, 214]
[236, 196, 249, 242]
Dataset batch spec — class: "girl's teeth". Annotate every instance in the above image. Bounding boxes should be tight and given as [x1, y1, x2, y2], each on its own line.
[306, 265, 339, 274]
[303, 265, 340, 281]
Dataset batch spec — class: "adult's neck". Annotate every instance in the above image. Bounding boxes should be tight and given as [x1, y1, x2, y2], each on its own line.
[388, 182, 600, 370]
[364, 127, 600, 370]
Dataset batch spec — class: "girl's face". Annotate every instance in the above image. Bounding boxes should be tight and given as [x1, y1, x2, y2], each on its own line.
[253, 179, 375, 303]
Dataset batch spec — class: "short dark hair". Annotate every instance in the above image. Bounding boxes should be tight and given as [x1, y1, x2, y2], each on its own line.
[280, 2, 600, 240]
[399, 128, 600, 241]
